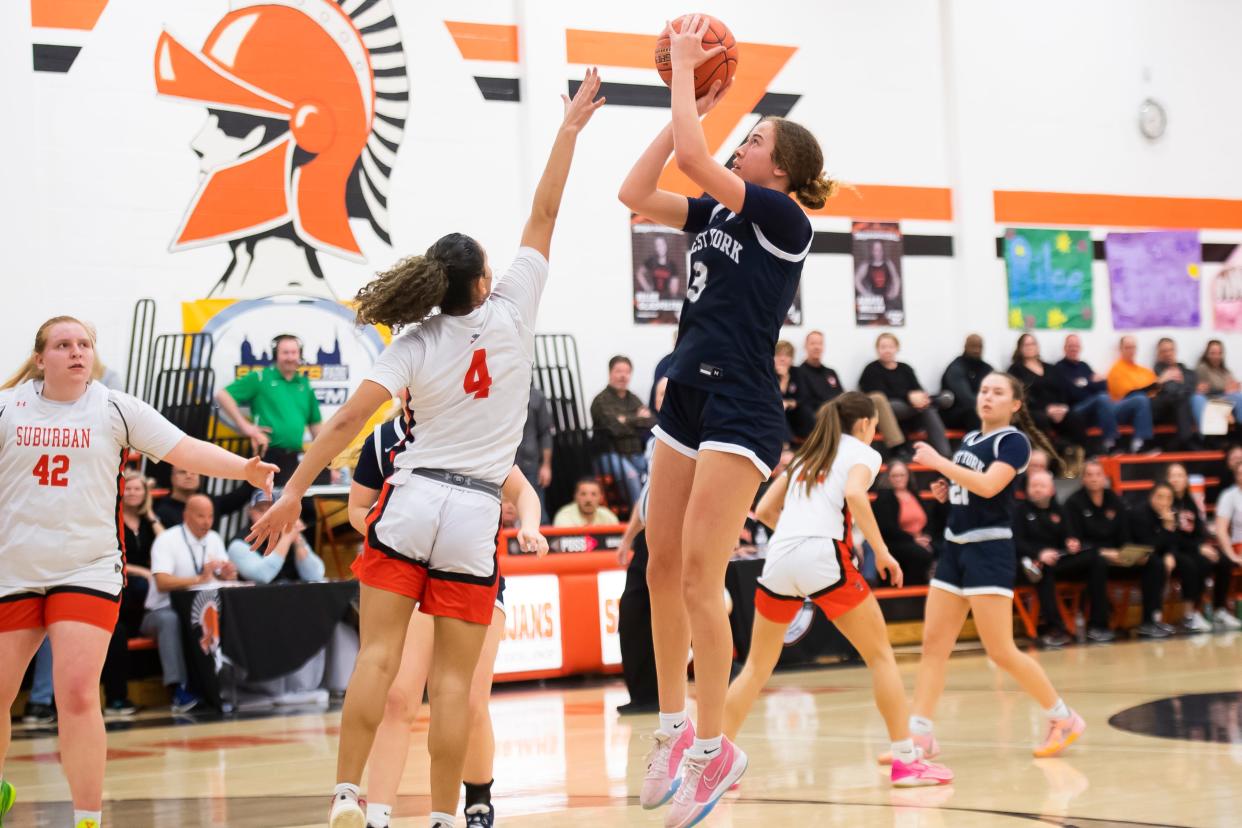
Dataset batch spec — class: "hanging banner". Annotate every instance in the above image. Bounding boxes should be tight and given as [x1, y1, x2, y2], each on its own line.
[1213, 246, 1242, 332]
[1106, 231, 1201, 328]
[852, 221, 905, 326]
[632, 218, 689, 324]
[1005, 228, 1093, 329]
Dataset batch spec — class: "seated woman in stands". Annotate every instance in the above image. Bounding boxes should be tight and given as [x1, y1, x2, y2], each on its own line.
[1164, 463, 1237, 633]
[871, 460, 946, 585]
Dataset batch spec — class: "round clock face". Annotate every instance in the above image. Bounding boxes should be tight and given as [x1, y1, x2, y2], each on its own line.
[1140, 98, 1167, 140]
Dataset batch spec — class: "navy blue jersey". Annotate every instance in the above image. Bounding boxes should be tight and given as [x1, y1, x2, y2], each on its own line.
[945, 427, 1031, 542]
[667, 182, 812, 401]
[353, 417, 411, 490]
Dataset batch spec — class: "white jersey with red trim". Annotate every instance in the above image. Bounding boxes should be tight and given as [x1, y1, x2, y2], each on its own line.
[367, 247, 549, 485]
[771, 435, 883, 543]
[0, 380, 185, 595]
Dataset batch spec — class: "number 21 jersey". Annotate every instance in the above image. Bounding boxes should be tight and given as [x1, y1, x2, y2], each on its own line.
[367, 247, 549, 485]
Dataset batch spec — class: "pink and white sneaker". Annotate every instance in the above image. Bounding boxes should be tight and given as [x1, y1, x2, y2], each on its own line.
[328, 791, 366, 828]
[1033, 710, 1085, 758]
[891, 757, 954, 787]
[664, 737, 748, 828]
[878, 732, 940, 765]
[641, 720, 696, 809]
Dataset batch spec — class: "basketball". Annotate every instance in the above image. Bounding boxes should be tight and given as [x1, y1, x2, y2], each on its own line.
[654, 14, 738, 98]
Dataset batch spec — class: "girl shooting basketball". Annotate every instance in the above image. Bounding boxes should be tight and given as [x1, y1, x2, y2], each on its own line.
[248, 71, 602, 828]
[903, 372, 1085, 763]
[619, 15, 835, 826]
[721, 393, 953, 787]
[0, 316, 277, 828]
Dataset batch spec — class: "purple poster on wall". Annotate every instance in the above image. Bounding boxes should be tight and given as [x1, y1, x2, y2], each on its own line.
[1105, 231, 1201, 328]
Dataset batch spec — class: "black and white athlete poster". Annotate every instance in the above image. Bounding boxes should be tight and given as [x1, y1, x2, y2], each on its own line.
[631, 218, 688, 324]
[852, 221, 905, 326]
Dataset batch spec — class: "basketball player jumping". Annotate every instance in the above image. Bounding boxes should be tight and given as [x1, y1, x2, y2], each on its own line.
[248, 71, 603, 828]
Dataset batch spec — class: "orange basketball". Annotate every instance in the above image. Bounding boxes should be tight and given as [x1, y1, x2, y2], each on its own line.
[654, 14, 738, 99]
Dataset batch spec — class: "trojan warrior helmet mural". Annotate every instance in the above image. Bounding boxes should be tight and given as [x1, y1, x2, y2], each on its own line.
[155, 0, 407, 296]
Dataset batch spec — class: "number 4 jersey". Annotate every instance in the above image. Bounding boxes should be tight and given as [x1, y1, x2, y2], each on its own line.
[368, 247, 549, 485]
[0, 380, 184, 595]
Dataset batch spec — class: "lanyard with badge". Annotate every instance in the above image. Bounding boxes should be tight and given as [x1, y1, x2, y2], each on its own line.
[180, 525, 209, 575]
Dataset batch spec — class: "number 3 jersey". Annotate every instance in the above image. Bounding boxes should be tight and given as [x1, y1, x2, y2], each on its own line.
[667, 182, 812, 401]
[367, 247, 549, 486]
[0, 380, 185, 594]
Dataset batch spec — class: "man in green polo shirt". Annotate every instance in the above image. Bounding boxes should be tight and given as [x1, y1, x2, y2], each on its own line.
[215, 334, 323, 483]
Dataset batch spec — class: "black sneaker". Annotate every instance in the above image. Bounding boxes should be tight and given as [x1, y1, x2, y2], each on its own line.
[105, 698, 139, 717]
[1136, 621, 1171, 638]
[1039, 629, 1072, 648]
[1085, 627, 1116, 643]
[21, 702, 55, 725]
[465, 803, 495, 828]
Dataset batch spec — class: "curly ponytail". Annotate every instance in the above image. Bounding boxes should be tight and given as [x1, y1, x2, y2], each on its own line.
[354, 232, 485, 331]
[766, 117, 837, 210]
[993, 372, 1064, 471]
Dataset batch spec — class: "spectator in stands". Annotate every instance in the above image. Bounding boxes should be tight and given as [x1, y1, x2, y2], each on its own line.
[1057, 333, 1154, 454]
[589, 355, 653, 506]
[1125, 483, 1179, 637]
[859, 332, 951, 456]
[500, 499, 520, 530]
[227, 491, 325, 583]
[1164, 463, 1234, 633]
[1196, 339, 1242, 424]
[774, 340, 800, 441]
[516, 382, 554, 522]
[1108, 336, 1197, 449]
[1009, 333, 1087, 471]
[101, 471, 164, 716]
[154, 464, 253, 528]
[870, 460, 945, 585]
[1012, 447, 1050, 503]
[553, 477, 618, 527]
[1153, 338, 1207, 447]
[791, 330, 843, 440]
[1065, 460, 1167, 639]
[215, 334, 327, 484]
[1229, 445, 1242, 476]
[1210, 463, 1242, 630]
[939, 333, 991, 431]
[142, 495, 238, 712]
[1014, 470, 1112, 646]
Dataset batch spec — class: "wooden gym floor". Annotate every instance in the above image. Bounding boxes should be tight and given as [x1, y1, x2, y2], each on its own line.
[5, 635, 1241, 827]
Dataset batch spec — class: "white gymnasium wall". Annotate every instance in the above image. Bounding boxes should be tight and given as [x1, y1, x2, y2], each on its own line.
[1, 0, 1239, 408]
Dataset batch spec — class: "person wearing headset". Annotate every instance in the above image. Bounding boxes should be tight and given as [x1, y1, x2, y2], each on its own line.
[215, 333, 330, 484]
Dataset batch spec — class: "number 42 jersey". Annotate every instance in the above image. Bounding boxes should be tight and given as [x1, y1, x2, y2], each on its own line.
[0, 380, 184, 594]
[367, 247, 549, 486]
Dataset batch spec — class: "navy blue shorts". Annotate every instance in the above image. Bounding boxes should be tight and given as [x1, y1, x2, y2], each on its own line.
[653, 379, 785, 476]
[930, 538, 1016, 598]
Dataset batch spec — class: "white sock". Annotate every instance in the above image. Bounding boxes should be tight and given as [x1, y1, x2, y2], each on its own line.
[74, 810, 102, 827]
[1044, 698, 1070, 720]
[687, 735, 723, 759]
[659, 710, 687, 734]
[909, 715, 934, 735]
[891, 738, 917, 764]
[366, 801, 393, 827]
[429, 811, 455, 828]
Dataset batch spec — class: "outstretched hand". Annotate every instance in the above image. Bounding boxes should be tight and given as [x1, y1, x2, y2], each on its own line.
[242, 455, 279, 498]
[561, 67, 605, 132]
[246, 491, 300, 554]
[911, 441, 943, 469]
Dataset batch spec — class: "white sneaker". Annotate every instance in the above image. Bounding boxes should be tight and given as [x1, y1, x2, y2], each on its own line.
[1181, 611, 1213, 634]
[1213, 608, 1242, 631]
[329, 792, 366, 828]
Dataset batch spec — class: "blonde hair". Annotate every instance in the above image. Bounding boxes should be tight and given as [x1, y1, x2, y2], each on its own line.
[2, 316, 96, 390]
[121, 469, 156, 517]
[875, 332, 900, 349]
[774, 339, 795, 358]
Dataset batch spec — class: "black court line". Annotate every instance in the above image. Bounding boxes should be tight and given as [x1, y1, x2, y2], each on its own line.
[4, 793, 1195, 828]
[32, 44, 81, 73]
